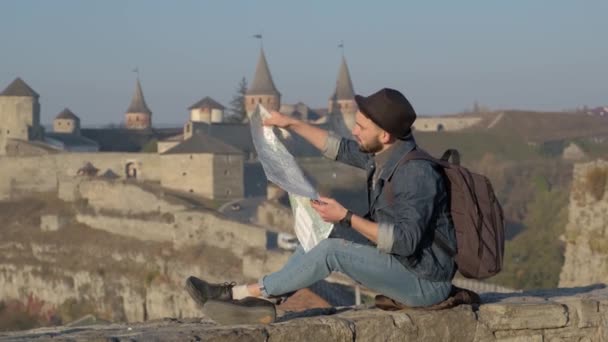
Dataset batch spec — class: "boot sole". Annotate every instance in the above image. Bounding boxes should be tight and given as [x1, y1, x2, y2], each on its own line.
[203, 300, 276, 325]
[185, 277, 207, 307]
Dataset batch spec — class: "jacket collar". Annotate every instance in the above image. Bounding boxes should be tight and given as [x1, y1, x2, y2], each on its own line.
[375, 133, 417, 181]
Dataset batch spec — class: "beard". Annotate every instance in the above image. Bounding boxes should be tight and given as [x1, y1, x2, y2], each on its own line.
[358, 137, 383, 154]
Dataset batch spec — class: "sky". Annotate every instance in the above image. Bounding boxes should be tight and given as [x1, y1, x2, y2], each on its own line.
[1, 0, 606, 126]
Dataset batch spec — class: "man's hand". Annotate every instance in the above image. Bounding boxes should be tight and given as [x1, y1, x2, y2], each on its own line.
[310, 196, 348, 223]
[263, 111, 295, 129]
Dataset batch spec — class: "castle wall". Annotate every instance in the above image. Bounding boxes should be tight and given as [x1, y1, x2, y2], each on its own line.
[53, 118, 79, 134]
[77, 179, 188, 214]
[0, 96, 41, 155]
[412, 116, 482, 132]
[125, 113, 151, 130]
[160, 153, 215, 198]
[0, 153, 162, 200]
[190, 108, 210, 122]
[212, 154, 244, 199]
[245, 94, 280, 114]
[559, 159, 608, 287]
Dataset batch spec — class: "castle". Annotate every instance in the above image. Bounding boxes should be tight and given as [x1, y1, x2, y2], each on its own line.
[0, 48, 360, 201]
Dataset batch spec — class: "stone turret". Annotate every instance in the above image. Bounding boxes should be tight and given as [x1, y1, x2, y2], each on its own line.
[0, 77, 44, 155]
[245, 49, 281, 115]
[53, 108, 80, 134]
[125, 79, 152, 130]
[328, 57, 357, 136]
[188, 96, 225, 123]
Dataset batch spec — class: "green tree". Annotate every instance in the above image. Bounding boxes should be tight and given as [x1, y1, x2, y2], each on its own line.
[227, 77, 247, 123]
[490, 182, 568, 290]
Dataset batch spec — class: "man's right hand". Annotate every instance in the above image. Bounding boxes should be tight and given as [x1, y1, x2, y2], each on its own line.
[263, 111, 295, 129]
[262, 110, 328, 152]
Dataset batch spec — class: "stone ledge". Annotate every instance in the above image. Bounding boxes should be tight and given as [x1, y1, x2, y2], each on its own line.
[2, 285, 607, 342]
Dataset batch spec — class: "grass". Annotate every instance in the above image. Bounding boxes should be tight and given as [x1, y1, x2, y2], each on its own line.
[415, 131, 540, 164]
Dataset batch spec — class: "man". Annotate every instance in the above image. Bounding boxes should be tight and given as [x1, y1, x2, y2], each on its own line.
[186, 88, 457, 324]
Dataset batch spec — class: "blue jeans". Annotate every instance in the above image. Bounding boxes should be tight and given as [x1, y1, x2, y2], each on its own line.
[260, 238, 452, 307]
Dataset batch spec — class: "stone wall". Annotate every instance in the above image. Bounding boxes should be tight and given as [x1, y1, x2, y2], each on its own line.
[160, 153, 214, 197]
[212, 154, 245, 199]
[0, 95, 42, 155]
[4, 286, 608, 341]
[62, 178, 276, 253]
[560, 160, 608, 287]
[0, 177, 291, 324]
[412, 116, 482, 132]
[159, 153, 244, 200]
[0, 153, 162, 200]
[245, 94, 280, 114]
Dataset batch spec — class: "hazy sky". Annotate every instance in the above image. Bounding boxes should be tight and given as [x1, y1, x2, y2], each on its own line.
[1, 0, 606, 126]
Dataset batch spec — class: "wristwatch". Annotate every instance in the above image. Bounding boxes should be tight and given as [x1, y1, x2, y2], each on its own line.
[339, 210, 353, 227]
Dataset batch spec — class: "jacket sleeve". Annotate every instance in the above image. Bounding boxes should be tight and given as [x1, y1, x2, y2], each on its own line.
[376, 160, 442, 256]
[322, 131, 371, 170]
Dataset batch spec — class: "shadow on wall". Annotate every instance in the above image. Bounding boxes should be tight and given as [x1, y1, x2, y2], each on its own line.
[480, 283, 606, 304]
[244, 162, 266, 197]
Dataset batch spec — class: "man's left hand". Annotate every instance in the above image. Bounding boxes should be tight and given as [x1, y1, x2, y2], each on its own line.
[310, 196, 348, 223]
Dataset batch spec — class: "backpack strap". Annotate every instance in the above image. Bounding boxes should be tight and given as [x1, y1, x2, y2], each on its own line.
[440, 149, 460, 166]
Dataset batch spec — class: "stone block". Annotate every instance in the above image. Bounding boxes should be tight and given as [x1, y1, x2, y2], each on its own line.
[40, 215, 69, 232]
[405, 305, 478, 341]
[478, 301, 568, 330]
[338, 310, 417, 341]
[58, 179, 80, 202]
[133, 325, 268, 342]
[0, 176, 10, 201]
[473, 321, 495, 342]
[266, 317, 353, 342]
[554, 297, 601, 328]
[542, 326, 598, 342]
[494, 330, 543, 342]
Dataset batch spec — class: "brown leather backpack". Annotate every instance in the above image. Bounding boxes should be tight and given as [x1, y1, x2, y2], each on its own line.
[387, 148, 505, 279]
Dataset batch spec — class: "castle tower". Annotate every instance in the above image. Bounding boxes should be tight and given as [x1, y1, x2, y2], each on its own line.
[0, 77, 43, 154]
[328, 56, 357, 136]
[245, 48, 281, 115]
[53, 108, 80, 134]
[188, 96, 225, 123]
[125, 78, 152, 130]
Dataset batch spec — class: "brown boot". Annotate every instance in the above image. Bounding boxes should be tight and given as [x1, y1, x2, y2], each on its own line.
[203, 297, 276, 325]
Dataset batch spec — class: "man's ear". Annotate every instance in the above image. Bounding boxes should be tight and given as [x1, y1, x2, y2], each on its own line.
[379, 130, 392, 144]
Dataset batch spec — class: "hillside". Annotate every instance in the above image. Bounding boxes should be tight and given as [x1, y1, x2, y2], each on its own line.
[484, 110, 608, 143]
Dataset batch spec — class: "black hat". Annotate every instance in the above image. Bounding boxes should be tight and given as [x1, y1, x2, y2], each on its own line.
[354, 88, 417, 138]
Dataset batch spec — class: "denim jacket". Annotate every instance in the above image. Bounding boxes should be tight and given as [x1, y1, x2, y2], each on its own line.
[323, 132, 456, 282]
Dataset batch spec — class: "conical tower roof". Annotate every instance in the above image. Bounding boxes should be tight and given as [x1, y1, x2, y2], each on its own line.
[126, 79, 152, 115]
[246, 49, 280, 96]
[55, 108, 79, 120]
[330, 56, 355, 101]
[0, 77, 39, 98]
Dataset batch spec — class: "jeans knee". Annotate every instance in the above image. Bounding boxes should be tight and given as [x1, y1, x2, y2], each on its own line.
[314, 238, 349, 271]
[315, 238, 342, 256]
